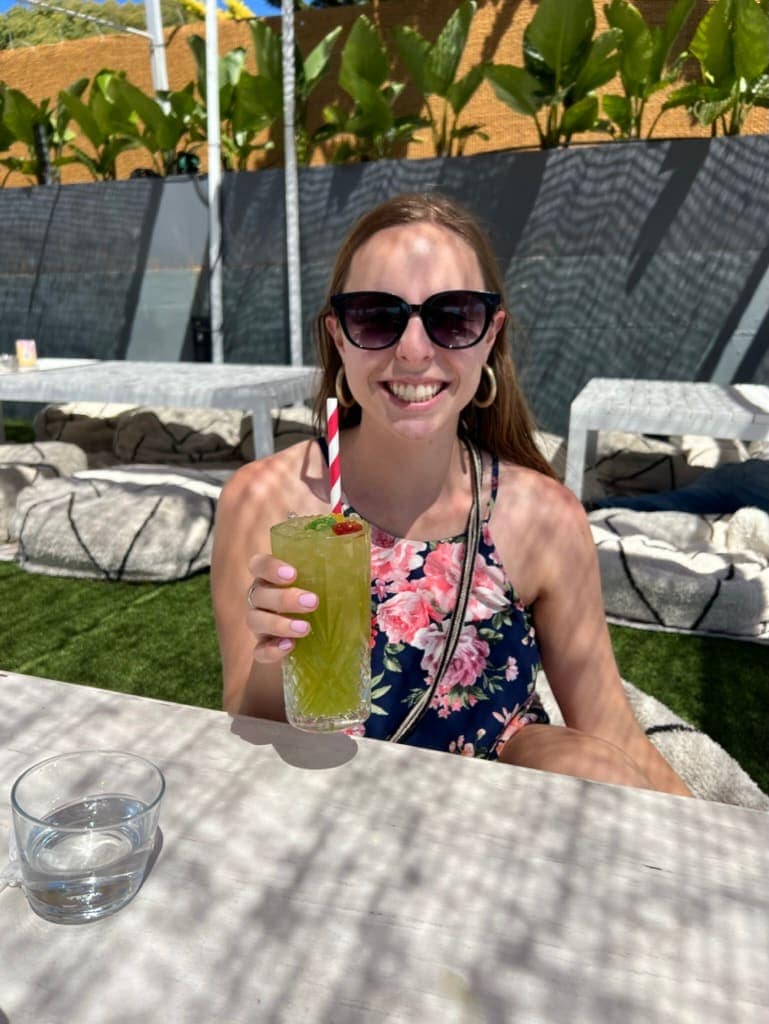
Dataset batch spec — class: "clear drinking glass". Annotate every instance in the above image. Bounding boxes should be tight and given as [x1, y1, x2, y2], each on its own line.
[270, 514, 372, 732]
[11, 749, 165, 924]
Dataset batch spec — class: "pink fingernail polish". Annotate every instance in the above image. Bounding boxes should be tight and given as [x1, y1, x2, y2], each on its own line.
[298, 592, 317, 609]
[277, 566, 295, 581]
[278, 638, 293, 651]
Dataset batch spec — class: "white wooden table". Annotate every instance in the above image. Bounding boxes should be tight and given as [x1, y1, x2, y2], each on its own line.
[0, 358, 319, 457]
[565, 378, 769, 498]
[1, 672, 767, 1023]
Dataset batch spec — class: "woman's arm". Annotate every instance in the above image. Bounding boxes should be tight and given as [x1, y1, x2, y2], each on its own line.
[530, 481, 692, 797]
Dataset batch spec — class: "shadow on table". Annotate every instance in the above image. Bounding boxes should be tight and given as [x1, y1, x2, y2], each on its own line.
[228, 714, 358, 771]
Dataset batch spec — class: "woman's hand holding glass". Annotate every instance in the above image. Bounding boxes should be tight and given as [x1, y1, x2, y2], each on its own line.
[245, 554, 318, 662]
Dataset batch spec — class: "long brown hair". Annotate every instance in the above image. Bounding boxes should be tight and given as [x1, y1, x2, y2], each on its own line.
[313, 192, 556, 478]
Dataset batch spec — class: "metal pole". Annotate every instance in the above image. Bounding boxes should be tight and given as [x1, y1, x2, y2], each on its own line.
[282, 0, 304, 367]
[143, 0, 170, 111]
[206, 0, 225, 364]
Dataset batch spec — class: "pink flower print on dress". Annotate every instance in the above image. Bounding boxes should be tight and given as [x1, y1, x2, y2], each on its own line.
[376, 585, 439, 646]
[481, 522, 502, 564]
[491, 704, 536, 755]
[441, 625, 490, 690]
[448, 735, 476, 757]
[371, 537, 425, 591]
[415, 622, 490, 692]
[419, 543, 463, 614]
[504, 657, 519, 681]
[467, 553, 508, 620]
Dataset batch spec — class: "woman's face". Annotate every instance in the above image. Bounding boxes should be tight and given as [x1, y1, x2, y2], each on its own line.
[326, 222, 505, 444]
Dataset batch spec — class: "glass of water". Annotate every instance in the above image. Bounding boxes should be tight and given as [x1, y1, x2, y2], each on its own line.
[10, 749, 165, 924]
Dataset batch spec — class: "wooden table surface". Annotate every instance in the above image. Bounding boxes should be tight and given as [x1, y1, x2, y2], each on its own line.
[1, 672, 768, 1024]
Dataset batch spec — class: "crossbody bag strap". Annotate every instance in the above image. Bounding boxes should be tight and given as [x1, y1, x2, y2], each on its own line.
[388, 440, 483, 744]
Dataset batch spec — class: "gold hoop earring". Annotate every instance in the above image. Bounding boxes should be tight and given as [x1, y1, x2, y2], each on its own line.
[335, 366, 356, 409]
[472, 364, 497, 409]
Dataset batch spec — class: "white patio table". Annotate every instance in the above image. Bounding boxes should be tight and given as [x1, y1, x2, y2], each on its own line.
[564, 378, 769, 499]
[1, 671, 767, 1023]
[0, 358, 320, 456]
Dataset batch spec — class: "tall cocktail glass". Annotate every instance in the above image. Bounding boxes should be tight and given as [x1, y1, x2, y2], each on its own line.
[270, 514, 372, 732]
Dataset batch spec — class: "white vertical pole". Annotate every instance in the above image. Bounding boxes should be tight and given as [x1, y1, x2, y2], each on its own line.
[206, 0, 225, 364]
[282, 0, 304, 366]
[143, 0, 170, 111]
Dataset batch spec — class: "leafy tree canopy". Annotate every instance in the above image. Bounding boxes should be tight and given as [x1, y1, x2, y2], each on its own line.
[0, 0, 199, 51]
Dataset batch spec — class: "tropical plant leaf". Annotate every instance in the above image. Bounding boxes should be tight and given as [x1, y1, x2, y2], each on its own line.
[221, 47, 247, 89]
[650, 0, 696, 81]
[391, 25, 430, 95]
[446, 63, 485, 115]
[733, 0, 769, 82]
[58, 90, 101, 149]
[1, 87, 41, 144]
[695, 92, 738, 126]
[753, 72, 769, 100]
[660, 81, 722, 112]
[250, 18, 281, 84]
[572, 28, 622, 99]
[425, 0, 475, 95]
[524, 0, 595, 87]
[689, 0, 735, 87]
[231, 70, 274, 135]
[340, 15, 389, 92]
[303, 25, 343, 90]
[484, 64, 544, 116]
[605, 0, 651, 95]
[112, 78, 176, 149]
[344, 74, 392, 133]
[561, 93, 599, 136]
[187, 35, 208, 100]
[602, 92, 632, 131]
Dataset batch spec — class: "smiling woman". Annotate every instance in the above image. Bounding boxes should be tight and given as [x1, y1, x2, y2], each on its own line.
[211, 191, 693, 797]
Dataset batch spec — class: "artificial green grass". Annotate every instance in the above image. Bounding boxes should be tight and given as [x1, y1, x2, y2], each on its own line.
[0, 560, 766, 793]
[609, 625, 768, 794]
[3, 418, 36, 443]
[0, 563, 222, 710]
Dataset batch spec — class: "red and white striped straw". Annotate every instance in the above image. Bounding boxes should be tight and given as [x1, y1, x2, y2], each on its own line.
[326, 397, 342, 514]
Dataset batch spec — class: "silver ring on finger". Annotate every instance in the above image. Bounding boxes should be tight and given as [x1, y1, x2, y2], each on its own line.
[246, 580, 259, 611]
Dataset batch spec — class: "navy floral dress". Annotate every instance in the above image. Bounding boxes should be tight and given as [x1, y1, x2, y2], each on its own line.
[340, 450, 549, 759]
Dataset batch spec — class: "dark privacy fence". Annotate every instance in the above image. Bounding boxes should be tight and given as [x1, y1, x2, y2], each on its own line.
[1, 136, 768, 435]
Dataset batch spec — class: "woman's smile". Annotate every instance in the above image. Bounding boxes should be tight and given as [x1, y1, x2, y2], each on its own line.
[382, 379, 448, 405]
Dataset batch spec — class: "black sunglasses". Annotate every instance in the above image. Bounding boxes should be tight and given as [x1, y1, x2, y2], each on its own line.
[330, 289, 501, 350]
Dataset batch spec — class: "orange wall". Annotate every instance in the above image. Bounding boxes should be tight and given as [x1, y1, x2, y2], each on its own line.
[1, 0, 766, 185]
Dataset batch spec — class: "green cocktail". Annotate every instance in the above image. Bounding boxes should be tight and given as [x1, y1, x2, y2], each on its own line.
[270, 514, 372, 732]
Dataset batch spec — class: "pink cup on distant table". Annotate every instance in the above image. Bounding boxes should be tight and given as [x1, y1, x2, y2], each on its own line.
[15, 339, 37, 368]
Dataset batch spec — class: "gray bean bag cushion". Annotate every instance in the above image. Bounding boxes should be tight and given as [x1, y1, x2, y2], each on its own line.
[112, 406, 248, 465]
[10, 465, 231, 581]
[589, 506, 769, 641]
[0, 442, 87, 541]
[34, 402, 137, 453]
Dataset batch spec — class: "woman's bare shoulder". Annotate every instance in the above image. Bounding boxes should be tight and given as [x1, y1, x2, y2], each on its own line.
[218, 439, 328, 529]
[495, 459, 584, 528]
